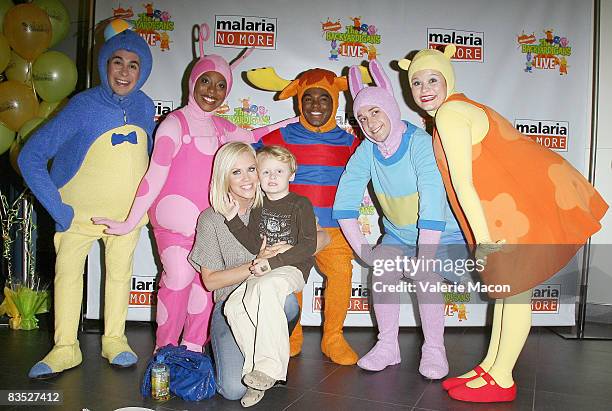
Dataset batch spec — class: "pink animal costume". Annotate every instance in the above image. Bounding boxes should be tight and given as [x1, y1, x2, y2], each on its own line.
[95, 24, 296, 352]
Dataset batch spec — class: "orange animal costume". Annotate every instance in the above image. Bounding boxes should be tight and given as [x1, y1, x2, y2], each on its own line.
[435, 93, 607, 298]
[400, 45, 607, 403]
[247, 67, 372, 365]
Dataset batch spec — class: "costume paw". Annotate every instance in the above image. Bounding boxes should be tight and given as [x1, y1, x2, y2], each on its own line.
[357, 341, 401, 372]
[419, 345, 448, 379]
[289, 328, 303, 357]
[28, 362, 58, 379]
[28, 343, 82, 379]
[110, 351, 138, 368]
[321, 334, 358, 365]
[101, 335, 137, 367]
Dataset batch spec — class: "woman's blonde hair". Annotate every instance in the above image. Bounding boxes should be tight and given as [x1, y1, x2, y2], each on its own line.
[210, 142, 263, 215]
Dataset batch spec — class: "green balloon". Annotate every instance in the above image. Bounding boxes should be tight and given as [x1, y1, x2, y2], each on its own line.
[0, 121, 15, 155]
[38, 97, 66, 118]
[18, 116, 45, 140]
[0, 34, 9, 73]
[5, 50, 31, 84]
[0, 0, 14, 34]
[32, 50, 77, 103]
[32, 0, 70, 47]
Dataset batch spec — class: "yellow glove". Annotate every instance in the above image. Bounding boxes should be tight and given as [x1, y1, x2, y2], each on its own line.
[475, 239, 506, 265]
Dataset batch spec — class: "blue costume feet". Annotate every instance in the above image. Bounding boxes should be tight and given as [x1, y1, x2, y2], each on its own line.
[28, 362, 58, 379]
[101, 336, 137, 367]
[110, 351, 138, 368]
[28, 343, 82, 379]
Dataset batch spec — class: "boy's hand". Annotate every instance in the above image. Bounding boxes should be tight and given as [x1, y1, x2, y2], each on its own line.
[221, 193, 240, 221]
[250, 258, 271, 276]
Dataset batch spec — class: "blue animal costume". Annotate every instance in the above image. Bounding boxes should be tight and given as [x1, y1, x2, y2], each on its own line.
[18, 29, 155, 378]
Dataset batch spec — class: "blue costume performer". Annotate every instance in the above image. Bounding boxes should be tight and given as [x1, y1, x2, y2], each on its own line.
[19, 29, 155, 378]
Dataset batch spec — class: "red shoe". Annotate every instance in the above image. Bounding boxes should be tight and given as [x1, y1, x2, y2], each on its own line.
[448, 372, 517, 403]
[441, 365, 486, 391]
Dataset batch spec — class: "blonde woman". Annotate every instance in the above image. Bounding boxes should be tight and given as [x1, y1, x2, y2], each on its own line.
[189, 142, 329, 406]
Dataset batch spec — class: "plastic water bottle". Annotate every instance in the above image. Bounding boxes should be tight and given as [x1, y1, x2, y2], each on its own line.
[151, 360, 170, 401]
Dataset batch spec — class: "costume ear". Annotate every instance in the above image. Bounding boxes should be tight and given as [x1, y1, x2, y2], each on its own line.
[444, 44, 456, 59]
[348, 66, 364, 98]
[246, 67, 292, 92]
[198, 23, 210, 58]
[230, 47, 254, 70]
[397, 58, 411, 71]
[278, 79, 301, 100]
[369, 59, 393, 95]
[334, 76, 348, 92]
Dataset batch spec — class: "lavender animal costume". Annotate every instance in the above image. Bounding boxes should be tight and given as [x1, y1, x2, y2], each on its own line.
[333, 60, 463, 378]
[94, 24, 296, 352]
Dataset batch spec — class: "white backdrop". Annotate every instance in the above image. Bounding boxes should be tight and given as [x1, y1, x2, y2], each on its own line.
[86, 0, 593, 326]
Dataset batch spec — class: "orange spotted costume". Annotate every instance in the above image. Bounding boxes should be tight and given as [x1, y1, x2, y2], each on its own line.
[400, 45, 607, 403]
[433, 93, 608, 298]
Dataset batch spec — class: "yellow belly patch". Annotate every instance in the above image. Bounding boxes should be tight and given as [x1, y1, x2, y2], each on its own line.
[59, 125, 149, 234]
[376, 191, 420, 226]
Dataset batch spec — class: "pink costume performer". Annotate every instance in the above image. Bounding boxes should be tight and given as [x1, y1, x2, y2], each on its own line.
[94, 24, 296, 352]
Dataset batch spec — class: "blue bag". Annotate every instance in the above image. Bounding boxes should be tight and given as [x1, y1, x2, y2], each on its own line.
[141, 345, 216, 401]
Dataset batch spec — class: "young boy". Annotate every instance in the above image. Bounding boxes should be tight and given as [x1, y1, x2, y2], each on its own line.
[221, 145, 316, 407]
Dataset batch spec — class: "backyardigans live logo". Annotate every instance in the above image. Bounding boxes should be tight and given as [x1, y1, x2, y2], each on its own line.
[113, 3, 174, 51]
[322, 16, 381, 61]
[358, 195, 376, 236]
[214, 98, 271, 130]
[444, 292, 470, 321]
[517, 29, 571, 75]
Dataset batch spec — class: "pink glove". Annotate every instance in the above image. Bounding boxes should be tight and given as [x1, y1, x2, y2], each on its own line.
[338, 218, 370, 262]
[252, 116, 299, 140]
[91, 216, 140, 235]
[338, 218, 404, 267]
[407, 228, 442, 280]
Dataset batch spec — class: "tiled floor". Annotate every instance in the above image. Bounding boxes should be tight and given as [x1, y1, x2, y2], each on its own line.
[1, 321, 612, 411]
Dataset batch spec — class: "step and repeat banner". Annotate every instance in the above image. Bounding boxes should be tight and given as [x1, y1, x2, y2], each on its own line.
[86, 0, 593, 326]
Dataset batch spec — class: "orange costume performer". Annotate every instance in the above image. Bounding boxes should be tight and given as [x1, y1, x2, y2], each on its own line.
[400, 45, 607, 403]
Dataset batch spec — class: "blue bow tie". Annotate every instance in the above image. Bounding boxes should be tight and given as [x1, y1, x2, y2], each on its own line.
[111, 131, 138, 146]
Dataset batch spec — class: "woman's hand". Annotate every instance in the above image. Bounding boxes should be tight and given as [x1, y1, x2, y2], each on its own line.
[221, 193, 240, 221]
[250, 258, 271, 276]
[91, 217, 135, 236]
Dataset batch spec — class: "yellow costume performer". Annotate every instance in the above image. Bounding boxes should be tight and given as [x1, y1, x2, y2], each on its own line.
[399, 45, 607, 402]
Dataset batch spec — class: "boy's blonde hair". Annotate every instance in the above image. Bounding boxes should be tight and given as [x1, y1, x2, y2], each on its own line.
[210, 142, 263, 215]
[256, 145, 297, 174]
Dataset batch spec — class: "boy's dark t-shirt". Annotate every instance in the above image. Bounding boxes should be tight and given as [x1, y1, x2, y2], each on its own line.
[225, 192, 316, 280]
